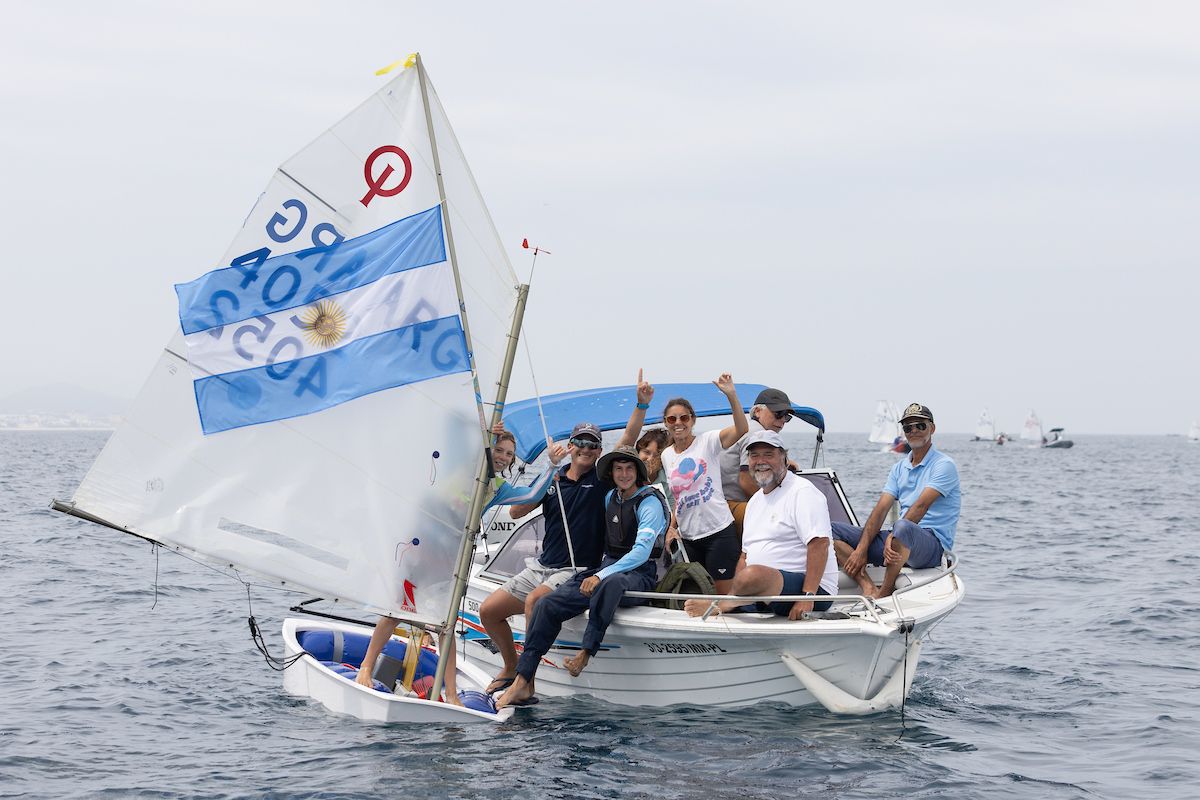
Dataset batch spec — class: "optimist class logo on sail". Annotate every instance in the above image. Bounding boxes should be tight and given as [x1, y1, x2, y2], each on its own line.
[360, 145, 413, 207]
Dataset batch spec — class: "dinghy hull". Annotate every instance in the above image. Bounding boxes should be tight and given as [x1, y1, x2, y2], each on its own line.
[281, 619, 513, 724]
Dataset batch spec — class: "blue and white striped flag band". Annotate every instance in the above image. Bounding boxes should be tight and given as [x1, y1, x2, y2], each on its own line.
[175, 205, 470, 435]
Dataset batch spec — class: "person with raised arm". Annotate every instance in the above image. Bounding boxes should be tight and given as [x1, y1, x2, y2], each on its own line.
[476, 421, 606, 695]
[658, 374, 748, 594]
[615, 369, 671, 501]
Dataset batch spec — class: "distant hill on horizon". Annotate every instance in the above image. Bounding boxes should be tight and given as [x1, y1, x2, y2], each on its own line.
[0, 383, 131, 416]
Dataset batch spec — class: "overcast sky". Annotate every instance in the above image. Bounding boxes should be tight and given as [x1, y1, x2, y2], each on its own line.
[3, 2, 1197, 434]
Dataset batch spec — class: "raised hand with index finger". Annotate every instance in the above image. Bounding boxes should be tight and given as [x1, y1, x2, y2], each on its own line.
[636, 368, 654, 406]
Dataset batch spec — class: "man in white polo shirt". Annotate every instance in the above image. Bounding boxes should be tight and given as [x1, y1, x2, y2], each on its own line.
[684, 430, 838, 619]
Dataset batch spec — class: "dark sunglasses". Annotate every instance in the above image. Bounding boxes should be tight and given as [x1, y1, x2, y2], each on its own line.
[664, 413, 693, 425]
[569, 437, 602, 450]
[902, 421, 928, 433]
[771, 410, 791, 422]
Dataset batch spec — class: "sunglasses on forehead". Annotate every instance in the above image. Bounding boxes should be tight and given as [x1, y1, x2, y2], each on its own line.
[664, 413, 693, 425]
[902, 421, 929, 433]
[569, 437, 602, 450]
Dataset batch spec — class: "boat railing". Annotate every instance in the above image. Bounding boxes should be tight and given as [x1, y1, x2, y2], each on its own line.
[622, 590, 892, 625]
[886, 550, 958, 620]
[623, 551, 959, 626]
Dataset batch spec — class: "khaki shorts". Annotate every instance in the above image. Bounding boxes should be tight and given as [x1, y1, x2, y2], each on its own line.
[500, 558, 582, 601]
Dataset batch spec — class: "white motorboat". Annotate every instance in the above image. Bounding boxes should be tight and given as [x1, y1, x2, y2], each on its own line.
[1042, 427, 1074, 449]
[457, 384, 965, 714]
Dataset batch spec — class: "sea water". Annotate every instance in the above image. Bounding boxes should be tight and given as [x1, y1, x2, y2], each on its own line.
[1, 431, 1197, 799]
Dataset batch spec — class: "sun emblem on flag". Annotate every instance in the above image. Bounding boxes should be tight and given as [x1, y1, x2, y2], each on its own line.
[298, 300, 348, 348]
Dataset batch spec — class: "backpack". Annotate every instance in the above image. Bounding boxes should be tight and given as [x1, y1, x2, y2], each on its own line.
[652, 561, 717, 611]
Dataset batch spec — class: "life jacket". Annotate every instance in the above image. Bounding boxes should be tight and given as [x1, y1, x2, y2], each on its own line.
[604, 485, 668, 560]
[651, 562, 717, 611]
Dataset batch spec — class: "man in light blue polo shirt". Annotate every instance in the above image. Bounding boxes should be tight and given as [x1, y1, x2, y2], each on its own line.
[832, 402, 960, 598]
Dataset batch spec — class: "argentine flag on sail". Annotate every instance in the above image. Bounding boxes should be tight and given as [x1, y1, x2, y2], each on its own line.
[175, 205, 468, 435]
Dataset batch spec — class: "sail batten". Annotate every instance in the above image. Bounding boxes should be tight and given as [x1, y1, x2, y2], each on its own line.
[66, 59, 520, 623]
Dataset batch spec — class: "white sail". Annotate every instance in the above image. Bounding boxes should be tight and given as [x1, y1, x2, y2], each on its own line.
[868, 400, 900, 444]
[67, 61, 519, 625]
[974, 409, 994, 440]
[1020, 409, 1043, 442]
[1189, 421, 1200, 441]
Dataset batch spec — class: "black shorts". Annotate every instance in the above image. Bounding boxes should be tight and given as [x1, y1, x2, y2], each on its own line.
[682, 523, 739, 583]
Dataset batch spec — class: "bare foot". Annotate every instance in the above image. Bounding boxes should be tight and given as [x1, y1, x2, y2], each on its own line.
[684, 599, 721, 617]
[495, 675, 535, 709]
[853, 573, 879, 599]
[563, 650, 590, 677]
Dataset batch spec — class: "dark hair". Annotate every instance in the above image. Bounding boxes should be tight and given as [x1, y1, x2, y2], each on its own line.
[662, 397, 696, 420]
[636, 427, 671, 452]
[493, 430, 517, 477]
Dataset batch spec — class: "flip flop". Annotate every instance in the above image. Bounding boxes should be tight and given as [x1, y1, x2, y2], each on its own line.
[507, 696, 540, 707]
[485, 676, 515, 695]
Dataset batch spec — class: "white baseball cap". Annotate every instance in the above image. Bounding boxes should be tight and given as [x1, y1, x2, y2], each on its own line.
[742, 429, 786, 455]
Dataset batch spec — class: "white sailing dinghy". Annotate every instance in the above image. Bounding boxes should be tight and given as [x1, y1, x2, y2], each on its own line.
[1020, 409, 1044, 446]
[868, 400, 905, 453]
[52, 54, 526, 724]
[460, 385, 965, 714]
[1187, 421, 1199, 442]
[973, 409, 995, 442]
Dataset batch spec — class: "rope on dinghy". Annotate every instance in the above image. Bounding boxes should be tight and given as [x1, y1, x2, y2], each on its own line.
[244, 582, 304, 671]
[150, 543, 160, 611]
[897, 619, 913, 738]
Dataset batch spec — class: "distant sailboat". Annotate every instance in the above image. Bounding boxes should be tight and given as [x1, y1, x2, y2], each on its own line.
[1188, 421, 1199, 442]
[868, 400, 908, 453]
[973, 409, 995, 442]
[1020, 410, 1043, 445]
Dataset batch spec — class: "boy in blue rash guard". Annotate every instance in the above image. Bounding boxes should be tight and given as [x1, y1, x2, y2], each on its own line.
[496, 446, 667, 708]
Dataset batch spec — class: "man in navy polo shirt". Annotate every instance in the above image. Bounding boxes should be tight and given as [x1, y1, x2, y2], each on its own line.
[832, 403, 960, 598]
[477, 422, 607, 694]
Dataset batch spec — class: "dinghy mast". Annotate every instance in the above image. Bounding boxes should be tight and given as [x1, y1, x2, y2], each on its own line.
[413, 53, 530, 700]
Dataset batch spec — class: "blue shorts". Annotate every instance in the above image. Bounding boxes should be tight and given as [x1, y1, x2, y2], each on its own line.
[831, 520, 943, 569]
[770, 570, 832, 616]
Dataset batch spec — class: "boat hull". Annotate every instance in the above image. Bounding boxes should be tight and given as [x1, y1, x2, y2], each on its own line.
[281, 618, 513, 724]
[460, 567, 964, 712]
